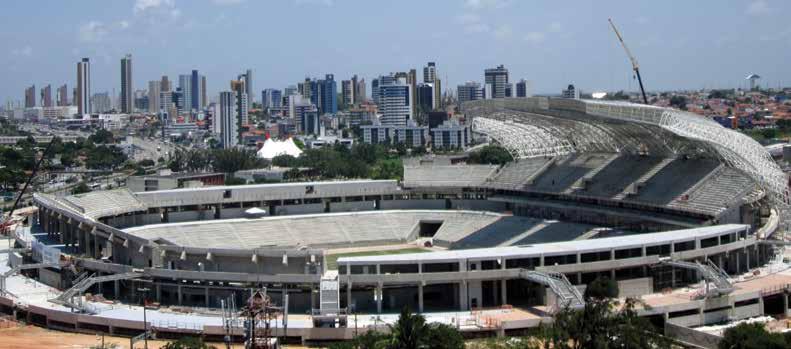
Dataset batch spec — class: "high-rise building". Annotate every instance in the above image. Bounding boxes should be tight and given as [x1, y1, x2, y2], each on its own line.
[24, 85, 35, 108]
[484, 64, 509, 99]
[201, 76, 207, 109]
[341, 80, 354, 107]
[159, 90, 174, 116]
[292, 97, 319, 135]
[457, 81, 484, 104]
[378, 77, 413, 126]
[120, 54, 133, 113]
[317, 74, 337, 115]
[356, 78, 366, 103]
[262, 89, 282, 109]
[178, 74, 192, 114]
[231, 79, 249, 126]
[160, 75, 171, 92]
[562, 84, 580, 99]
[407, 69, 418, 116]
[433, 78, 442, 110]
[219, 91, 238, 148]
[423, 62, 436, 83]
[372, 74, 397, 105]
[148, 81, 161, 113]
[516, 79, 532, 98]
[244, 69, 253, 105]
[190, 70, 200, 111]
[416, 83, 434, 114]
[91, 92, 111, 113]
[40, 85, 52, 107]
[77, 58, 91, 115]
[57, 84, 68, 106]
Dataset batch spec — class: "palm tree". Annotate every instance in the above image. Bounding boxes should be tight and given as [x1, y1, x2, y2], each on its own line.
[388, 307, 428, 349]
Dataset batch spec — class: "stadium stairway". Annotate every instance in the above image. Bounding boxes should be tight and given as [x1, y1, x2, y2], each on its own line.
[319, 270, 340, 315]
[566, 153, 620, 193]
[614, 157, 676, 200]
[520, 270, 584, 311]
[51, 272, 143, 313]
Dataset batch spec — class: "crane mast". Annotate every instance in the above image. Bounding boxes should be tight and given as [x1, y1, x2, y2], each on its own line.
[608, 18, 649, 104]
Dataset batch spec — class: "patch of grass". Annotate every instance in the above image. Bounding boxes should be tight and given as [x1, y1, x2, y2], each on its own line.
[326, 248, 429, 270]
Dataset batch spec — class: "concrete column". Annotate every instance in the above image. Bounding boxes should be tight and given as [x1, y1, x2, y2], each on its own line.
[205, 287, 210, 308]
[376, 282, 383, 314]
[177, 285, 183, 305]
[736, 251, 741, 274]
[418, 283, 424, 313]
[500, 279, 507, 305]
[156, 284, 161, 303]
[346, 281, 352, 311]
[114, 280, 120, 299]
[459, 280, 468, 311]
[784, 293, 790, 318]
[282, 287, 288, 312]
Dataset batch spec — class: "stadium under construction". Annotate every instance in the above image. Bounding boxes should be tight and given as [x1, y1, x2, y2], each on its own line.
[2, 97, 790, 342]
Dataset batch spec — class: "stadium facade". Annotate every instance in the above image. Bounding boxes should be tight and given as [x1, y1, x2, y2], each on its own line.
[4, 97, 789, 341]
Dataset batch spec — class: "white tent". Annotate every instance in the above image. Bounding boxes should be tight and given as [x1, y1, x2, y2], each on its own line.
[256, 138, 303, 159]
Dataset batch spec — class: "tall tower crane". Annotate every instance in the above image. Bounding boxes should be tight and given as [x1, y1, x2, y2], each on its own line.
[608, 18, 649, 104]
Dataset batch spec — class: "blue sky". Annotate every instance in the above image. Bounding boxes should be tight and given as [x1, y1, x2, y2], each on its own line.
[1, 0, 789, 104]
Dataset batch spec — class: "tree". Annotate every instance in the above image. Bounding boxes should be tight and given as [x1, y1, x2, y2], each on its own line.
[71, 183, 91, 195]
[138, 159, 155, 167]
[669, 95, 688, 110]
[161, 337, 217, 349]
[272, 154, 299, 167]
[388, 307, 428, 349]
[542, 277, 671, 349]
[424, 323, 464, 349]
[719, 322, 788, 349]
[761, 128, 777, 140]
[211, 148, 267, 174]
[468, 145, 513, 165]
[89, 129, 115, 144]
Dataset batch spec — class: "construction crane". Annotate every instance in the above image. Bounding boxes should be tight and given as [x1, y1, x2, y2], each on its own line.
[608, 18, 649, 104]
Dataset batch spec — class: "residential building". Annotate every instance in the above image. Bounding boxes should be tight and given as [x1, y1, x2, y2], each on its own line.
[24, 85, 35, 108]
[201, 76, 207, 109]
[416, 83, 434, 114]
[341, 79, 354, 107]
[191, 70, 200, 111]
[241, 69, 253, 105]
[120, 54, 133, 113]
[516, 79, 532, 98]
[361, 120, 428, 147]
[317, 74, 337, 115]
[484, 64, 509, 99]
[377, 77, 413, 126]
[231, 79, 249, 126]
[408, 69, 418, 116]
[74, 58, 91, 115]
[40, 84, 52, 108]
[428, 111, 450, 129]
[219, 91, 238, 148]
[57, 84, 68, 106]
[262, 89, 282, 109]
[457, 81, 484, 104]
[423, 62, 436, 83]
[355, 77, 366, 103]
[430, 119, 470, 149]
[148, 81, 161, 113]
[160, 75, 171, 92]
[91, 92, 112, 113]
[562, 84, 579, 99]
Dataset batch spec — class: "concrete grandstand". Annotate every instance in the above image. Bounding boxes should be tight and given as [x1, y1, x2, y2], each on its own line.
[1, 97, 789, 342]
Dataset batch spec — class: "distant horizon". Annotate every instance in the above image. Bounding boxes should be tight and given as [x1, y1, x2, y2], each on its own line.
[2, 0, 789, 104]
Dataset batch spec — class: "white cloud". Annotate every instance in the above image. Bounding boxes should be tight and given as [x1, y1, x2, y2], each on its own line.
[463, 0, 510, 10]
[466, 23, 490, 33]
[456, 13, 480, 25]
[456, 13, 490, 33]
[118, 20, 130, 29]
[549, 21, 562, 33]
[78, 21, 108, 42]
[747, 0, 770, 15]
[11, 46, 33, 57]
[524, 31, 546, 44]
[134, 0, 175, 14]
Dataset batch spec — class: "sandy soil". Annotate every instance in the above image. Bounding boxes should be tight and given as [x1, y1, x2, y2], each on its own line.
[0, 324, 305, 349]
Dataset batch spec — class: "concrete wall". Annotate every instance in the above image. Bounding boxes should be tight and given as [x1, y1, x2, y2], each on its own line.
[450, 200, 506, 212]
[330, 201, 377, 212]
[617, 278, 653, 299]
[379, 200, 445, 210]
[38, 268, 62, 289]
[277, 203, 324, 215]
[733, 303, 762, 320]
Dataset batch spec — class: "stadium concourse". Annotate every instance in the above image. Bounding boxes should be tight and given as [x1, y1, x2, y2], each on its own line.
[1, 97, 789, 342]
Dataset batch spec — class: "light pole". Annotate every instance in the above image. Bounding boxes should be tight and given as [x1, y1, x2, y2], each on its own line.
[138, 287, 150, 349]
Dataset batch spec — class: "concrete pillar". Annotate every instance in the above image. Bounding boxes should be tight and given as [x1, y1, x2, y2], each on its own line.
[460, 280, 468, 311]
[376, 282, 383, 314]
[205, 287, 210, 308]
[418, 283, 424, 313]
[736, 250, 741, 274]
[114, 280, 120, 299]
[156, 284, 161, 303]
[177, 285, 183, 305]
[784, 293, 790, 317]
[501, 279, 507, 305]
[282, 287, 288, 312]
[346, 281, 352, 311]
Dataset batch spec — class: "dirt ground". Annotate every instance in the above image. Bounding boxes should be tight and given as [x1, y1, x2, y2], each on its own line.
[0, 324, 312, 349]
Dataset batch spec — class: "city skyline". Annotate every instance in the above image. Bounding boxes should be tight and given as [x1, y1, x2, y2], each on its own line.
[2, 0, 790, 105]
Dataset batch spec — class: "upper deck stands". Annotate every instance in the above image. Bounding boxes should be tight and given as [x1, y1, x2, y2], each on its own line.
[403, 165, 498, 188]
[528, 154, 612, 193]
